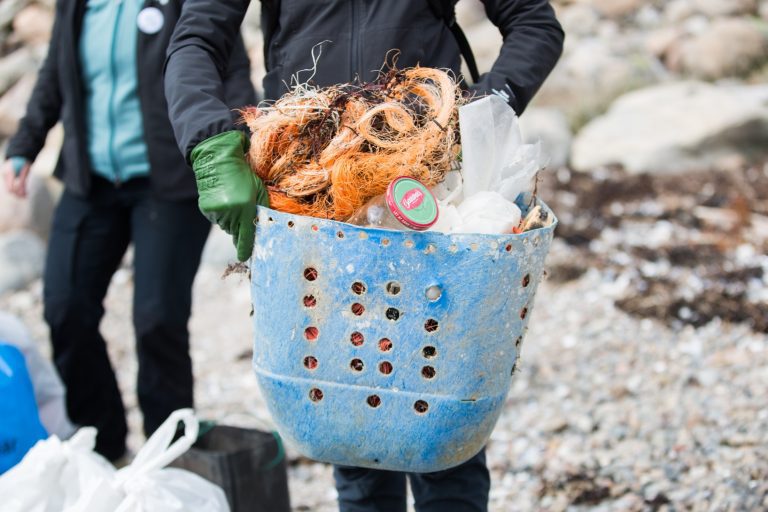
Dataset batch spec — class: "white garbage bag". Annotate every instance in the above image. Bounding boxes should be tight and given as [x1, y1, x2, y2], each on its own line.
[0, 409, 229, 512]
[0, 427, 118, 512]
[111, 408, 229, 512]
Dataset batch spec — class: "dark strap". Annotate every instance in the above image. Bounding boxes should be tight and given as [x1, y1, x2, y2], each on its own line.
[426, 0, 480, 83]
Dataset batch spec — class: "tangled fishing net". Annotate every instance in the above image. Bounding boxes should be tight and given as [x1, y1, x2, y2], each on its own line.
[241, 67, 465, 220]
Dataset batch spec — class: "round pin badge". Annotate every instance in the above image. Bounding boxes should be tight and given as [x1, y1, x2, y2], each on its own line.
[137, 6, 164, 34]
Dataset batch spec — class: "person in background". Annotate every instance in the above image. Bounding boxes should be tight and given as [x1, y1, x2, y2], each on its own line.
[2, 0, 255, 462]
[163, 1, 563, 510]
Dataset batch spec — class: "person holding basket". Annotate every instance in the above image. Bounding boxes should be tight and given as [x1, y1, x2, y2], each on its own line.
[164, 1, 563, 510]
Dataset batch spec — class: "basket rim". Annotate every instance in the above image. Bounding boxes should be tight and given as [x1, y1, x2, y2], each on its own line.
[255, 194, 557, 241]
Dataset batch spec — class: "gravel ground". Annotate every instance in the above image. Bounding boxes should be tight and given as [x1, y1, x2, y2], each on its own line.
[2, 222, 766, 511]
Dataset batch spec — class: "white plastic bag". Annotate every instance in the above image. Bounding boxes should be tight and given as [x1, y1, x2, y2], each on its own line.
[459, 95, 543, 203]
[0, 409, 229, 512]
[113, 409, 229, 512]
[0, 427, 118, 512]
[456, 191, 522, 235]
[438, 95, 544, 235]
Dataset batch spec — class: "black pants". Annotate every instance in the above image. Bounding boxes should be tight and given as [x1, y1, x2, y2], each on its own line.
[43, 176, 210, 460]
[334, 449, 490, 512]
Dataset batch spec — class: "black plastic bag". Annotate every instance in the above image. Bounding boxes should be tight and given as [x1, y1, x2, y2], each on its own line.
[171, 424, 291, 512]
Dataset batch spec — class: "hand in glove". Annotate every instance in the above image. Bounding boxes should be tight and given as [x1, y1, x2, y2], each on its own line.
[191, 130, 269, 261]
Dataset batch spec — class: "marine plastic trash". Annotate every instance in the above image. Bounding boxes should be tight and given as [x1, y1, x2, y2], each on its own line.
[346, 177, 439, 231]
[0, 427, 117, 512]
[0, 343, 48, 475]
[0, 409, 230, 512]
[430, 95, 545, 235]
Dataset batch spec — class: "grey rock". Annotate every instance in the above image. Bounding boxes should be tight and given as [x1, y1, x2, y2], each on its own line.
[557, 4, 601, 37]
[692, 0, 758, 17]
[0, 48, 36, 96]
[664, 0, 697, 23]
[0, 172, 56, 239]
[571, 81, 768, 173]
[0, 73, 37, 138]
[0, 0, 26, 29]
[11, 3, 54, 47]
[668, 18, 768, 79]
[535, 38, 662, 126]
[0, 230, 45, 295]
[520, 107, 572, 169]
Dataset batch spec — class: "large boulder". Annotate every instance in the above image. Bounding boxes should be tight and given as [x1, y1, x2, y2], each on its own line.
[11, 3, 54, 47]
[0, 48, 37, 96]
[0, 73, 36, 138]
[0, 230, 45, 295]
[571, 81, 768, 174]
[667, 18, 768, 80]
[535, 38, 662, 126]
[0, 173, 56, 239]
[692, 0, 758, 17]
[580, 0, 645, 19]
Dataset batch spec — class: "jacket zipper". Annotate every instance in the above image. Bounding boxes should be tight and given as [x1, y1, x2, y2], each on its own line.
[107, 0, 124, 186]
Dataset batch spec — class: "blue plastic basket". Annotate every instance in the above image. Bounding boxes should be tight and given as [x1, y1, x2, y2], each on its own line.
[250, 196, 556, 473]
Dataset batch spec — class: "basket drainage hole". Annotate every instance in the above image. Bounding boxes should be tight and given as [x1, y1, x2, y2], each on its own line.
[351, 332, 365, 346]
[304, 267, 318, 281]
[520, 307, 528, 320]
[303, 356, 318, 370]
[378, 338, 393, 352]
[379, 361, 393, 375]
[386, 281, 401, 295]
[337, 230, 345, 239]
[304, 327, 319, 341]
[414, 400, 429, 414]
[350, 359, 364, 372]
[425, 285, 442, 301]
[367, 395, 381, 408]
[309, 388, 324, 402]
[424, 319, 439, 333]
[386, 308, 400, 321]
[287, 220, 295, 228]
[303, 295, 317, 308]
[522, 274, 531, 287]
[352, 303, 366, 316]
[351, 282, 367, 295]
[422, 366, 436, 379]
[422, 346, 437, 358]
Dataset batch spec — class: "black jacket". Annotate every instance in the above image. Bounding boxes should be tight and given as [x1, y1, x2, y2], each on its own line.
[6, 0, 256, 201]
[165, 0, 564, 160]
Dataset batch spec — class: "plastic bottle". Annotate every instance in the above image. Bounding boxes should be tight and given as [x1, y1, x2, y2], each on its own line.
[347, 177, 439, 231]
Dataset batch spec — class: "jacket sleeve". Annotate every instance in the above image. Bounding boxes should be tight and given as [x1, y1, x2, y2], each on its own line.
[471, 0, 564, 115]
[164, 0, 250, 161]
[223, 33, 258, 124]
[5, 0, 65, 161]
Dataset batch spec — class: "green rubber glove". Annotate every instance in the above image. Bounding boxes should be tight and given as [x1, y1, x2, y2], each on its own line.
[191, 130, 269, 261]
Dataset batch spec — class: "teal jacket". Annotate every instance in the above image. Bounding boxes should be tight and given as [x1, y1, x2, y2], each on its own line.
[79, 0, 149, 183]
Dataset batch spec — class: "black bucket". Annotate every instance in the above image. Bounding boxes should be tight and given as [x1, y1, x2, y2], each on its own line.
[171, 424, 291, 512]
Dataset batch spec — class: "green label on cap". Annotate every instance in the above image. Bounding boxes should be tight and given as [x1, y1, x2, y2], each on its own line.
[387, 177, 439, 230]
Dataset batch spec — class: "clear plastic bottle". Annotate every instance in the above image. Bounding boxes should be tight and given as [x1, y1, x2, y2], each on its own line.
[346, 177, 439, 231]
